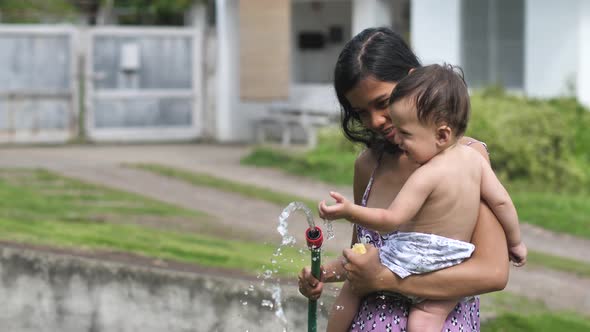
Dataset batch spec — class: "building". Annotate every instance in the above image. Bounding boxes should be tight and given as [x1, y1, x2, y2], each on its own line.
[213, 0, 590, 143]
[1, 0, 587, 144]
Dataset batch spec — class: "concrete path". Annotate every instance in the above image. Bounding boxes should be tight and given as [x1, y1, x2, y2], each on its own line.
[0, 144, 589, 315]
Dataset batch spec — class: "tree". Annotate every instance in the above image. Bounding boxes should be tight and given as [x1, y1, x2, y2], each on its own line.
[105, 0, 199, 25]
[0, 0, 78, 23]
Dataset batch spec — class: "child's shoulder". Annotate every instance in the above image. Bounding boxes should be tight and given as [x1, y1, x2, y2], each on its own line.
[455, 144, 487, 166]
[460, 137, 490, 160]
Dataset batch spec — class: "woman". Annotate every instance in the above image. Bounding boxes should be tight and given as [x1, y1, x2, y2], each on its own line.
[298, 27, 509, 332]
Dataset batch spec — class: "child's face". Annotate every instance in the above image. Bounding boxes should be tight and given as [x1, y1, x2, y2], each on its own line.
[389, 98, 439, 165]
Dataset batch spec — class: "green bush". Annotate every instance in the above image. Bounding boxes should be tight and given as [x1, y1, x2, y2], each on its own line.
[467, 88, 590, 193]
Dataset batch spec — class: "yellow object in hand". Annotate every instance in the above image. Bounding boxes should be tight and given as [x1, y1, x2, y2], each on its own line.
[352, 243, 366, 254]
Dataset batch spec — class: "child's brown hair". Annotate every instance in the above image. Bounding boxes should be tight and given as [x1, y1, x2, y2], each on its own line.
[389, 64, 470, 137]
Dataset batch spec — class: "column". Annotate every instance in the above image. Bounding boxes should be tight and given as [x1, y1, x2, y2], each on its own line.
[215, 0, 240, 142]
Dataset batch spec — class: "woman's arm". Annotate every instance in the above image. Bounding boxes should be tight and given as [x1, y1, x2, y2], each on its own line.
[344, 202, 509, 299]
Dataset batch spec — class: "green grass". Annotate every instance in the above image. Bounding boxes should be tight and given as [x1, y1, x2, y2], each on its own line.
[127, 163, 319, 212]
[0, 168, 320, 276]
[0, 216, 310, 276]
[481, 291, 549, 317]
[527, 251, 590, 278]
[511, 189, 590, 239]
[241, 146, 357, 186]
[0, 168, 201, 222]
[481, 292, 590, 331]
[482, 312, 590, 331]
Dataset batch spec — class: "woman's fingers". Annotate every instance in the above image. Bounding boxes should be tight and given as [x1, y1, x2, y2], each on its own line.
[298, 266, 323, 299]
[343, 245, 379, 281]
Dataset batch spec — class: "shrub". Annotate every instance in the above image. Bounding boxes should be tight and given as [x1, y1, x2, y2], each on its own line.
[467, 88, 590, 193]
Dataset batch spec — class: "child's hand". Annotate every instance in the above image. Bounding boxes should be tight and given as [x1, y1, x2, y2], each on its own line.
[318, 191, 352, 220]
[509, 242, 527, 267]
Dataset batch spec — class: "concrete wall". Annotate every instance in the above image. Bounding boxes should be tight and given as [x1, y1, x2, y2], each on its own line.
[0, 246, 332, 332]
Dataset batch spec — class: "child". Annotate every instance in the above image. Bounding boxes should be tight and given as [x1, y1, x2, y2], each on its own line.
[319, 64, 527, 332]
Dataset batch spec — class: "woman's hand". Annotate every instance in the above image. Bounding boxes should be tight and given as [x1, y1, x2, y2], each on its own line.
[342, 244, 396, 296]
[298, 265, 324, 300]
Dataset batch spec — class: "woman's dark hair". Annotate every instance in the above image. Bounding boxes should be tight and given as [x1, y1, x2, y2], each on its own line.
[334, 27, 421, 153]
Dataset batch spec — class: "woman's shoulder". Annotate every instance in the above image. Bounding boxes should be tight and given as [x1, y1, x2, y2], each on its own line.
[355, 148, 380, 174]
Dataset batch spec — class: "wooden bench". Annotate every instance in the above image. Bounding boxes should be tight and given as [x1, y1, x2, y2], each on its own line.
[255, 105, 337, 148]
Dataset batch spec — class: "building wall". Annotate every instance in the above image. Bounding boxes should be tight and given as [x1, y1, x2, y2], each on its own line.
[525, 0, 579, 97]
[410, 0, 461, 66]
[239, 0, 290, 100]
[291, 1, 352, 84]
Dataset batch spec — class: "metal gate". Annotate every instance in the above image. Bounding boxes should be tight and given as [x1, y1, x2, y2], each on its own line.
[0, 25, 78, 143]
[85, 26, 203, 142]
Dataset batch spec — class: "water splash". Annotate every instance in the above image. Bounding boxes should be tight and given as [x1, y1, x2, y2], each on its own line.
[322, 217, 335, 240]
[271, 284, 287, 326]
[246, 201, 327, 331]
[277, 201, 316, 246]
[261, 299, 274, 309]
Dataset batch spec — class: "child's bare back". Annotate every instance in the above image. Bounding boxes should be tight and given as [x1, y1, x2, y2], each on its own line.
[398, 144, 486, 243]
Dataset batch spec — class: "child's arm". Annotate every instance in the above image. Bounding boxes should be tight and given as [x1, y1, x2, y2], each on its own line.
[319, 164, 437, 233]
[479, 155, 527, 265]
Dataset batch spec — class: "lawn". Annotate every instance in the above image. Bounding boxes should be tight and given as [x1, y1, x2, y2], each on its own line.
[480, 292, 590, 331]
[0, 168, 314, 276]
[482, 313, 590, 331]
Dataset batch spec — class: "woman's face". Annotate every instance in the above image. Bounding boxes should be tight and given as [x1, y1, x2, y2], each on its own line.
[345, 76, 398, 143]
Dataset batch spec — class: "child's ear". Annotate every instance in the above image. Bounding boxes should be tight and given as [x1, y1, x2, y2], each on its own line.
[435, 125, 452, 146]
